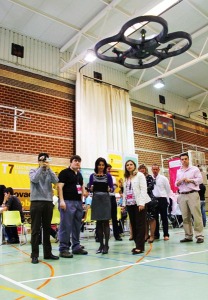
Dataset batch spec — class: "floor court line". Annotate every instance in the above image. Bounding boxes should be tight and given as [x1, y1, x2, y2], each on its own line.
[20, 248, 208, 284]
[142, 263, 208, 275]
[0, 274, 57, 300]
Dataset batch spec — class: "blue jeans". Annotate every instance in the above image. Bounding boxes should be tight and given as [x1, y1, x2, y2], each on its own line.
[59, 200, 83, 253]
[200, 201, 206, 227]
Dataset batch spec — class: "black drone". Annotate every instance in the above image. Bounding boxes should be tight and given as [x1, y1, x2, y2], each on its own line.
[94, 15, 192, 69]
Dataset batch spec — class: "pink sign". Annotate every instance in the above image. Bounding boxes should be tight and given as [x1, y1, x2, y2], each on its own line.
[168, 158, 181, 193]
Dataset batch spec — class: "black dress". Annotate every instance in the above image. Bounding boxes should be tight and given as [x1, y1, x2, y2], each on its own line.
[146, 174, 158, 221]
[90, 174, 111, 221]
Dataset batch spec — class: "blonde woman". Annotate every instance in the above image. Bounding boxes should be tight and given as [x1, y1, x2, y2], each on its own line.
[123, 160, 150, 254]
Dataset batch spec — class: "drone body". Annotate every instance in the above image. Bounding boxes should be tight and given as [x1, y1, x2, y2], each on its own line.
[94, 15, 192, 69]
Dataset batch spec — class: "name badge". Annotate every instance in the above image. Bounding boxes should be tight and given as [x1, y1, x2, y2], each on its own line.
[126, 194, 133, 200]
[76, 185, 82, 194]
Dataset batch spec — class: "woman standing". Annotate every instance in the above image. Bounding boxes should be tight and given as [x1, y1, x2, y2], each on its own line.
[123, 160, 150, 254]
[138, 164, 157, 243]
[89, 157, 113, 254]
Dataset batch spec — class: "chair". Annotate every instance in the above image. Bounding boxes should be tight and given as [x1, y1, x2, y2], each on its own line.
[51, 208, 60, 225]
[117, 206, 129, 235]
[83, 208, 96, 238]
[1, 211, 26, 245]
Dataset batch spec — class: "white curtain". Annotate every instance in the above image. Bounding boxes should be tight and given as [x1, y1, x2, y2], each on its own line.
[76, 73, 135, 168]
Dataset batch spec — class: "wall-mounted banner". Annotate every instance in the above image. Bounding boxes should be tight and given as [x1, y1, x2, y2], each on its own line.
[107, 153, 123, 170]
[0, 161, 66, 211]
[168, 158, 181, 193]
[0, 161, 65, 189]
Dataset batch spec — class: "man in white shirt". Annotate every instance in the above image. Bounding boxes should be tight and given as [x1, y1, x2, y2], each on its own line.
[152, 164, 171, 241]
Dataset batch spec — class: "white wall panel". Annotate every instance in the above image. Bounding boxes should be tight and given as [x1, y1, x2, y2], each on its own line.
[0, 27, 76, 82]
[0, 28, 201, 121]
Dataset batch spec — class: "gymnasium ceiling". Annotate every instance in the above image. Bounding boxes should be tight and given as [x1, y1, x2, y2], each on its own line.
[0, 0, 208, 122]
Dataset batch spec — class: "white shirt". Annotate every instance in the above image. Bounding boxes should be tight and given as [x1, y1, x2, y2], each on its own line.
[123, 172, 151, 206]
[152, 174, 171, 199]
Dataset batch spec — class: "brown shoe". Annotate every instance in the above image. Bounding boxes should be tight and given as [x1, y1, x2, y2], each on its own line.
[196, 238, 204, 243]
[59, 251, 73, 258]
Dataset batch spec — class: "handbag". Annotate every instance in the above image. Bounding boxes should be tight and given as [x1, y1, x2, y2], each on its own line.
[147, 196, 158, 209]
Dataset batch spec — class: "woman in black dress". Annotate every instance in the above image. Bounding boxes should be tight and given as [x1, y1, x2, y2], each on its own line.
[138, 164, 158, 243]
[89, 157, 113, 254]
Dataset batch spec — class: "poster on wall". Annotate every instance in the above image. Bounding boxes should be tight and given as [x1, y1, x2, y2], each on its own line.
[154, 110, 176, 140]
[0, 161, 65, 210]
[168, 158, 181, 193]
[107, 153, 123, 170]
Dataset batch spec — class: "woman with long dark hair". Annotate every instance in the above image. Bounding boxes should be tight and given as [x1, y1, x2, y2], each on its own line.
[89, 157, 113, 254]
[138, 164, 157, 243]
[123, 160, 150, 254]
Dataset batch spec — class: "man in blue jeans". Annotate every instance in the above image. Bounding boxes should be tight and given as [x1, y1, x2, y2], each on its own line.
[58, 155, 88, 258]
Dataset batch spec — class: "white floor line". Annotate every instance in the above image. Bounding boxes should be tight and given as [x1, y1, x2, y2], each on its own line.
[0, 274, 57, 300]
[20, 249, 208, 284]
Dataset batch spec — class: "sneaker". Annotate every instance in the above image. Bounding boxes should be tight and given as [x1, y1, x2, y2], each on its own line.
[196, 238, 204, 243]
[72, 248, 88, 255]
[59, 251, 73, 258]
[31, 257, 39, 264]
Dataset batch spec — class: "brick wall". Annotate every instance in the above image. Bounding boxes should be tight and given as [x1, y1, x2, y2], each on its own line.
[132, 103, 208, 168]
[0, 64, 207, 169]
[0, 64, 75, 160]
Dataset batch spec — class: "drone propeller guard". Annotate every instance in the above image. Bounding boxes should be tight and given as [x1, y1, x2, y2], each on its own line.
[94, 15, 192, 69]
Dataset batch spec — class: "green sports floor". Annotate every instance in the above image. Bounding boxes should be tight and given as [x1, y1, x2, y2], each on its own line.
[0, 227, 208, 300]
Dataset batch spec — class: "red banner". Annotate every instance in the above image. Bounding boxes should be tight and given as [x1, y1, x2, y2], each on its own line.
[168, 158, 181, 192]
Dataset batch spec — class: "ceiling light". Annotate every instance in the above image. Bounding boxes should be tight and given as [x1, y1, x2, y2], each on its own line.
[145, 0, 180, 16]
[154, 79, 165, 89]
[84, 50, 97, 62]
[124, 0, 180, 37]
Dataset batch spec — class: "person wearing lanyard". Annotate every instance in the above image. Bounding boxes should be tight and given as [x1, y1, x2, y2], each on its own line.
[175, 152, 204, 243]
[152, 164, 171, 241]
[58, 155, 88, 258]
[123, 160, 150, 255]
[89, 157, 113, 254]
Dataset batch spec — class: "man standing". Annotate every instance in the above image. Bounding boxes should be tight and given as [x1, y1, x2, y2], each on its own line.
[152, 164, 171, 241]
[58, 155, 88, 258]
[176, 152, 203, 243]
[29, 153, 59, 264]
[107, 164, 122, 241]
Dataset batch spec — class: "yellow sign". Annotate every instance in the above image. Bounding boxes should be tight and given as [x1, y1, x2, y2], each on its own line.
[14, 188, 31, 211]
[108, 153, 123, 170]
[0, 161, 65, 189]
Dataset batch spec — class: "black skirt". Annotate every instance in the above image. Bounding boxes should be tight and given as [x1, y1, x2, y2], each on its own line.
[91, 192, 111, 220]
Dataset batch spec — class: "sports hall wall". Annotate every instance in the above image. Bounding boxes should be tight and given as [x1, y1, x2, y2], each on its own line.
[132, 102, 208, 168]
[0, 63, 75, 165]
[0, 63, 208, 171]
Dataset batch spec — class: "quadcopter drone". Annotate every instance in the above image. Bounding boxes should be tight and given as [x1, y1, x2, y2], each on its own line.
[94, 15, 192, 69]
